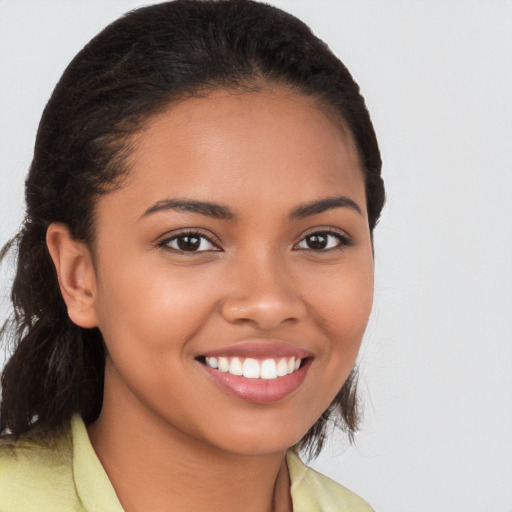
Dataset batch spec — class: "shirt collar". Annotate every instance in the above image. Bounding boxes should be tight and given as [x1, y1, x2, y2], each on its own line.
[71, 415, 124, 512]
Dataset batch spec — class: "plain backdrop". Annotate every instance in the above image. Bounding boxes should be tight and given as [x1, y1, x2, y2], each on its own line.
[1, 1, 511, 510]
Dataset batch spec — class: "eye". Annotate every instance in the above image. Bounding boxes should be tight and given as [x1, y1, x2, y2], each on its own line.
[294, 231, 350, 251]
[159, 231, 220, 253]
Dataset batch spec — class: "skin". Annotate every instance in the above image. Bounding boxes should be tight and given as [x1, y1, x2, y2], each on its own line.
[47, 87, 374, 512]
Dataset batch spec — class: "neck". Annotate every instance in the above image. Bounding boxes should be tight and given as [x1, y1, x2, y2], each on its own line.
[87, 379, 292, 512]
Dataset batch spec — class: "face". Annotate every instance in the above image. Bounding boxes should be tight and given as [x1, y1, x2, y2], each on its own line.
[87, 87, 374, 455]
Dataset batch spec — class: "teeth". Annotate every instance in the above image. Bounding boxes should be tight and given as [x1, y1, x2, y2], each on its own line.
[204, 356, 304, 379]
[229, 357, 243, 376]
[243, 358, 260, 379]
[218, 357, 229, 372]
[276, 358, 288, 377]
[260, 359, 277, 379]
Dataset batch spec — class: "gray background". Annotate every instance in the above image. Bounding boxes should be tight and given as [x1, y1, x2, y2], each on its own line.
[1, 1, 511, 510]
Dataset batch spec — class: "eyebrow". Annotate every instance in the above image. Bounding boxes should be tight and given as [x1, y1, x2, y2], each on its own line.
[141, 198, 236, 220]
[141, 195, 361, 221]
[290, 196, 362, 219]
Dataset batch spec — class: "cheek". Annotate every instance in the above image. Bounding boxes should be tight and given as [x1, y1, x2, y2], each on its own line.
[301, 255, 374, 362]
[93, 257, 221, 357]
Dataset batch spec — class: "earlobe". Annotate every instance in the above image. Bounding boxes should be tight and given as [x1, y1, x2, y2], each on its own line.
[46, 223, 99, 329]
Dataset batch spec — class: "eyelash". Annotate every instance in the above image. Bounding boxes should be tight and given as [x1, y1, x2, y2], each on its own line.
[293, 230, 352, 252]
[158, 229, 221, 253]
[157, 229, 351, 254]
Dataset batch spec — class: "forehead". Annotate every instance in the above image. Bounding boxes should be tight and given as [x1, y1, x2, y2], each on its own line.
[108, 87, 366, 217]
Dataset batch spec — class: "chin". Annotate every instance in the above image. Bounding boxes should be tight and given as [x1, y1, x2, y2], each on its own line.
[197, 419, 310, 457]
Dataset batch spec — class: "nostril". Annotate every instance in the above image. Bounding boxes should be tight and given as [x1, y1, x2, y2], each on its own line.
[219, 297, 307, 331]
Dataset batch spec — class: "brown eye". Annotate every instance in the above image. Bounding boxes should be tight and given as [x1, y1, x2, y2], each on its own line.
[176, 235, 201, 251]
[295, 231, 350, 251]
[304, 234, 329, 250]
[161, 232, 219, 252]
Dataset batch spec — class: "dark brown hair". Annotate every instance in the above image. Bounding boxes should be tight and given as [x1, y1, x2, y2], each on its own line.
[0, 0, 384, 458]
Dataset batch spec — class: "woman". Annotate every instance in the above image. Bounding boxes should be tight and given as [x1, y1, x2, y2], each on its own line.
[0, 1, 384, 510]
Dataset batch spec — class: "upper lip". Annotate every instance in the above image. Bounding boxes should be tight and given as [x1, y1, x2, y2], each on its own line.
[198, 339, 313, 360]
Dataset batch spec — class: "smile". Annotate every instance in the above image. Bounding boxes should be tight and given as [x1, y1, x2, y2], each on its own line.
[205, 356, 302, 379]
[196, 340, 313, 403]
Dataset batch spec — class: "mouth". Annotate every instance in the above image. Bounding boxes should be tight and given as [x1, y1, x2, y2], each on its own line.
[197, 355, 305, 380]
[195, 342, 312, 404]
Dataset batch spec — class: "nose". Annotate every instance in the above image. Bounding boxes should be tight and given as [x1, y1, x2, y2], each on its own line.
[219, 251, 307, 331]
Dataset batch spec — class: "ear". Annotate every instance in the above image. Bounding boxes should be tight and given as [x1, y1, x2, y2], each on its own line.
[46, 223, 99, 328]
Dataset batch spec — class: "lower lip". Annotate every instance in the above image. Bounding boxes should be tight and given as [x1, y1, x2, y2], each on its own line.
[200, 359, 311, 404]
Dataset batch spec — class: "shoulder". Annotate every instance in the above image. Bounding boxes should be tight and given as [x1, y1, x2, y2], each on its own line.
[0, 425, 83, 511]
[287, 450, 374, 512]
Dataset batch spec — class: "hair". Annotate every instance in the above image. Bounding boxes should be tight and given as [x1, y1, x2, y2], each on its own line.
[0, 0, 384, 458]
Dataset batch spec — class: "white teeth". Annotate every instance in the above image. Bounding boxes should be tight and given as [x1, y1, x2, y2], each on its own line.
[276, 358, 288, 377]
[207, 357, 218, 369]
[218, 357, 229, 372]
[204, 356, 304, 379]
[242, 358, 260, 379]
[260, 359, 278, 379]
[229, 357, 243, 376]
